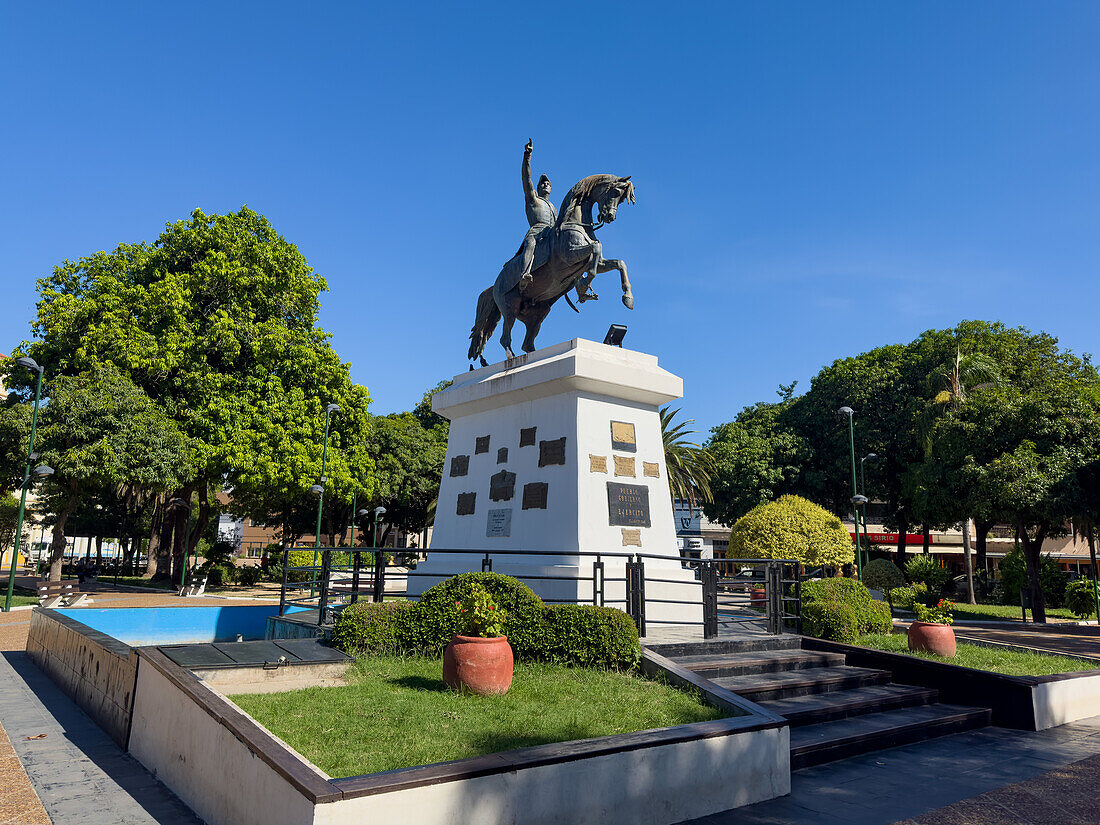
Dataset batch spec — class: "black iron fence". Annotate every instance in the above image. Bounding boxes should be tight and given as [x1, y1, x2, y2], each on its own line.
[278, 548, 802, 637]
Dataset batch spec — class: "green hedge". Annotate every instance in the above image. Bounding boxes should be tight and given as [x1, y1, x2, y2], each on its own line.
[886, 583, 928, 610]
[330, 573, 641, 670]
[863, 559, 906, 593]
[1065, 579, 1100, 619]
[905, 555, 952, 593]
[801, 576, 892, 640]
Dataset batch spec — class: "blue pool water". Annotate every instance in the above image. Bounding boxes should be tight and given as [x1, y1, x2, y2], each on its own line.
[55, 605, 309, 646]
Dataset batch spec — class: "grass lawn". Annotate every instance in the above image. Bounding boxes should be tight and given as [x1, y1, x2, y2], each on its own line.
[231, 655, 725, 777]
[857, 632, 1098, 676]
[7, 587, 39, 608]
[106, 576, 174, 590]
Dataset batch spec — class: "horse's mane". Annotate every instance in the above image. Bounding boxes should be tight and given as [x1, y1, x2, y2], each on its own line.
[556, 174, 622, 226]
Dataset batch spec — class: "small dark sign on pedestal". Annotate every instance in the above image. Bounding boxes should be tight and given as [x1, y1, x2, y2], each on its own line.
[607, 482, 651, 527]
[490, 470, 516, 502]
[539, 437, 566, 467]
[450, 455, 469, 477]
[522, 482, 548, 510]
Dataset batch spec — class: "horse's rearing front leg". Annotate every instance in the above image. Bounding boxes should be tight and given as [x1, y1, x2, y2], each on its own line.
[597, 258, 633, 310]
[576, 240, 601, 303]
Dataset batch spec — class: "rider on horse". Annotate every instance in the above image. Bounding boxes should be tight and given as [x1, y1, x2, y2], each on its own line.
[518, 140, 597, 303]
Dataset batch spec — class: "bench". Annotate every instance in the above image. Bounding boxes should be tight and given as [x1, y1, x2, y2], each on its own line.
[37, 580, 92, 608]
[178, 571, 208, 598]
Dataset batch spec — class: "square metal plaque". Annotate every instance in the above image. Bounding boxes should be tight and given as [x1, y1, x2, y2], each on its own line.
[621, 528, 642, 547]
[606, 482, 651, 527]
[520, 427, 537, 447]
[539, 437, 566, 467]
[486, 508, 512, 537]
[643, 461, 660, 478]
[489, 469, 516, 502]
[614, 456, 636, 477]
[475, 435, 490, 455]
[456, 492, 476, 516]
[522, 482, 548, 510]
[589, 454, 608, 474]
[497, 447, 508, 464]
[450, 455, 469, 477]
[611, 421, 637, 453]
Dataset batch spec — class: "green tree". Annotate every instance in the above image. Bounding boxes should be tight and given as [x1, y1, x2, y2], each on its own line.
[11, 365, 191, 580]
[728, 495, 854, 569]
[660, 406, 716, 509]
[704, 398, 806, 526]
[0, 495, 21, 554]
[15, 207, 369, 579]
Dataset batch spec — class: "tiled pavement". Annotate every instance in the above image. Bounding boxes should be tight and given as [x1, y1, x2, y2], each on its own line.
[0, 719, 50, 825]
[681, 715, 1100, 825]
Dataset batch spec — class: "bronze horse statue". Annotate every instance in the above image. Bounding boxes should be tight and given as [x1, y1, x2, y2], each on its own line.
[468, 174, 636, 363]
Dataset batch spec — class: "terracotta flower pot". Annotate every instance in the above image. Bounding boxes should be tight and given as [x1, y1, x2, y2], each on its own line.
[907, 621, 956, 658]
[750, 587, 767, 608]
[443, 634, 514, 695]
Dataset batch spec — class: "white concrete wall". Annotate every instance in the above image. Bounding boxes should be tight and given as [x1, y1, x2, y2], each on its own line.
[322, 726, 790, 825]
[1032, 672, 1100, 730]
[128, 657, 320, 825]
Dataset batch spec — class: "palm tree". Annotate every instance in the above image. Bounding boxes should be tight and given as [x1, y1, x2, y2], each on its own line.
[927, 346, 1003, 603]
[660, 406, 716, 510]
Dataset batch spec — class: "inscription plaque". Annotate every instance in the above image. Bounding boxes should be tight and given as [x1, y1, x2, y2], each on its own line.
[475, 435, 490, 455]
[522, 482, 548, 510]
[486, 508, 512, 537]
[450, 455, 469, 477]
[621, 528, 642, 547]
[589, 454, 608, 474]
[539, 437, 566, 467]
[643, 461, 660, 478]
[520, 427, 537, 447]
[489, 469, 516, 502]
[607, 482, 651, 527]
[611, 421, 637, 453]
[456, 492, 476, 516]
[614, 456, 636, 477]
[497, 447, 508, 464]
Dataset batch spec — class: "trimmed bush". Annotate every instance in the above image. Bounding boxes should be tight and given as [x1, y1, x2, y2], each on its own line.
[287, 550, 320, 583]
[1065, 579, 1100, 619]
[729, 495, 854, 568]
[905, 555, 951, 593]
[863, 559, 906, 593]
[237, 565, 262, 587]
[802, 601, 859, 643]
[801, 577, 891, 638]
[543, 604, 640, 670]
[331, 601, 416, 655]
[998, 548, 1067, 608]
[413, 572, 548, 658]
[886, 583, 928, 610]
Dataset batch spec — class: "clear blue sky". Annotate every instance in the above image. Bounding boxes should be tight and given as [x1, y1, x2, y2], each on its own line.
[2, 2, 1098, 436]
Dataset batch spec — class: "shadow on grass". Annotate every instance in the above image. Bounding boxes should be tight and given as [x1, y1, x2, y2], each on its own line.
[389, 675, 449, 692]
[469, 725, 594, 755]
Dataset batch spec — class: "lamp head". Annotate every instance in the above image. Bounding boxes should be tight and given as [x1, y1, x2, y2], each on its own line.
[168, 497, 191, 510]
[373, 506, 386, 517]
[15, 356, 41, 372]
[851, 494, 868, 505]
[837, 406, 854, 417]
[357, 509, 370, 518]
[309, 484, 324, 496]
[325, 403, 341, 414]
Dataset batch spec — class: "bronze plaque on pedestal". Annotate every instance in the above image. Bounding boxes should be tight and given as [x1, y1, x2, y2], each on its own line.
[522, 482, 548, 510]
[450, 455, 469, 477]
[489, 469, 516, 502]
[589, 454, 608, 473]
[611, 421, 637, 453]
[497, 447, 508, 464]
[607, 482, 651, 527]
[456, 492, 476, 516]
[614, 456, 636, 477]
[475, 435, 490, 455]
[539, 437, 566, 467]
[520, 427, 537, 447]
[643, 461, 660, 478]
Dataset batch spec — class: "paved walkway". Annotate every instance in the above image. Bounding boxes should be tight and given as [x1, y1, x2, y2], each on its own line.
[682, 715, 1100, 825]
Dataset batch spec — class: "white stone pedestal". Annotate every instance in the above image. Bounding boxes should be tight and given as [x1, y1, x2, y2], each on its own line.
[410, 339, 702, 626]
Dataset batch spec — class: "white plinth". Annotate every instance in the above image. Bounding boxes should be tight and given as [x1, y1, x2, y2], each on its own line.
[411, 339, 702, 626]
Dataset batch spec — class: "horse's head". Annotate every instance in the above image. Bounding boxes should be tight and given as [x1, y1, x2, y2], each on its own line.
[596, 176, 635, 224]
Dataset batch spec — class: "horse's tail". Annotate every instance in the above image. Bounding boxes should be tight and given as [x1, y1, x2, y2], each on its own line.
[468, 286, 500, 361]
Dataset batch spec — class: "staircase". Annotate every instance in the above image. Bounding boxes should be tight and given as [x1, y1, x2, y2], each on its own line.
[647, 635, 991, 769]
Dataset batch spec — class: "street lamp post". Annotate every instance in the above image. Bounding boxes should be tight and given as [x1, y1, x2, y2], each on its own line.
[860, 453, 878, 561]
[169, 497, 194, 590]
[5, 357, 46, 613]
[310, 403, 340, 597]
[838, 407, 863, 581]
[371, 506, 386, 603]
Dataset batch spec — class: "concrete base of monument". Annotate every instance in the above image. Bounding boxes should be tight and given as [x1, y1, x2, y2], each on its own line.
[416, 338, 703, 626]
[407, 556, 703, 627]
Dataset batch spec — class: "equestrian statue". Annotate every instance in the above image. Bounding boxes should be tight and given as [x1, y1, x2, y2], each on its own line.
[467, 140, 635, 363]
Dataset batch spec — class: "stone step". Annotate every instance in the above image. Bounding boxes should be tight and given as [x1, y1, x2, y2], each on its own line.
[644, 634, 801, 659]
[757, 684, 939, 727]
[672, 649, 846, 678]
[711, 666, 892, 702]
[789, 703, 992, 770]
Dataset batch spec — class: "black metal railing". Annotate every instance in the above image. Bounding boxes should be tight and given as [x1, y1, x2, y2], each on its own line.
[277, 548, 803, 637]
